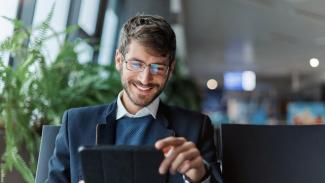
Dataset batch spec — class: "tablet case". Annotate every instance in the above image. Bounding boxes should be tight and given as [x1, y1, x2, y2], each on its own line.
[79, 145, 167, 183]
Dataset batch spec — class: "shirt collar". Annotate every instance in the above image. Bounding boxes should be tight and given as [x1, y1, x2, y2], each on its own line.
[116, 91, 160, 120]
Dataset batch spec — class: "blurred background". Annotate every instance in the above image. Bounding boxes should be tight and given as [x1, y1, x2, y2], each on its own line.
[1, 0, 325, 182]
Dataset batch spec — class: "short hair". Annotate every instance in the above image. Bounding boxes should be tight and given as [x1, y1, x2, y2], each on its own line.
[118, 15, 176, 64]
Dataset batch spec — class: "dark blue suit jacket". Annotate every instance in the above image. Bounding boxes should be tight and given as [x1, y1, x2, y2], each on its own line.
[46, 100, 223, 183]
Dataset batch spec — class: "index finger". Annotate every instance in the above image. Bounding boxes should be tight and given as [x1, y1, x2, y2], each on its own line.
[155, 136, 186, 150]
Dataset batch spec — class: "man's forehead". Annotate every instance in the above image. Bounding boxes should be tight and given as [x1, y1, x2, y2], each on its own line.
[124, 48, 169, 64]
[144, 48, 169, 60]
[126, 40, 169, 58]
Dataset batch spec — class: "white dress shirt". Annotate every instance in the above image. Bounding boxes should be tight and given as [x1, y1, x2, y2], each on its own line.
[116, 91, 159, 120]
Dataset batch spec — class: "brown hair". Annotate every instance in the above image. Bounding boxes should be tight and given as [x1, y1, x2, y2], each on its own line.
[118, 15, 176, 64]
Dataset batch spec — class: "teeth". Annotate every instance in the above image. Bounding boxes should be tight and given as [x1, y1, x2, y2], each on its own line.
[136, 84, 151, 91]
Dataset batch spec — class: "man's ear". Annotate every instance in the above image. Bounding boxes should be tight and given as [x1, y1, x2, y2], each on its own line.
[167, 60, 176, 80]
[115, 49, 123, 71]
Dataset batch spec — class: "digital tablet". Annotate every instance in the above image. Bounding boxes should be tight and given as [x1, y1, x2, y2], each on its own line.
[79, 145, 167, 183]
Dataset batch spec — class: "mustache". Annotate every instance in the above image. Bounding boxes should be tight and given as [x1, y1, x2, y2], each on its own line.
[132, 80, 159, 88]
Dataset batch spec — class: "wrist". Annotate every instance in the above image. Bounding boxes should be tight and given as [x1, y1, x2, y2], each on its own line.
[184, 163, 210, 183]
[198, 163, 210, 182]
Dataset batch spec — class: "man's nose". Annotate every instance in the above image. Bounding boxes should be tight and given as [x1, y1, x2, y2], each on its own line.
[138, 66, 152, 84]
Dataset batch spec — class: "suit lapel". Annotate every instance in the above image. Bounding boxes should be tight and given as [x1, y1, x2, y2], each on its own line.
[96, 100, 117, 145]
[155, 102, 176, 137]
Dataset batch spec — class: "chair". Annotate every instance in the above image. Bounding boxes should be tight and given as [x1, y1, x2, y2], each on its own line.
[35, 125, 60, 183]
[221, 124, 325, 183]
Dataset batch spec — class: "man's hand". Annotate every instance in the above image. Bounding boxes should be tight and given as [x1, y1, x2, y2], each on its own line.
[155, 137, 207, 182]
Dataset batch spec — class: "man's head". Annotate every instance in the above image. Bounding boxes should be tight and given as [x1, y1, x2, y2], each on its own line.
[118, 15, 176, 64]
[115, 15, 176, 113]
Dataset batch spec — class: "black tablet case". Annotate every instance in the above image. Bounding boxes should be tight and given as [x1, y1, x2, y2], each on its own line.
[79, 145, 167, 183]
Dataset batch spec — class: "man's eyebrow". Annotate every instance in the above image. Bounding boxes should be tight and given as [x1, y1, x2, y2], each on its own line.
[127, 57, 145, 62]
[127, 57, 168, 64]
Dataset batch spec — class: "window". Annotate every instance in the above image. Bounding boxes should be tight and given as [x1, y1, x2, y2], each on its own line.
[75, 41, 94, 64]
[98, 8, 118, 65]
[0, 0, 19, 66]
[78, 0, 100, 36]
[32, 0, 70, 64]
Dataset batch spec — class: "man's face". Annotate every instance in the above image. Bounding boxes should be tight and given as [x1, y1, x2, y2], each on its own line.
[115, 40, 173, 112]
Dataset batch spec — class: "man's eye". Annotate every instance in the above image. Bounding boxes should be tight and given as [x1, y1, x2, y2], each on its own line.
[130, 62, 142, 69]
[150, 64, 166, 74]
[152, 64, 165, 71]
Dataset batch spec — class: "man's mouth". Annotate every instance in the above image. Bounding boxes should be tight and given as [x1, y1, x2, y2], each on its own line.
[133, 82, 155, 92]
[135, 84, 152, 91]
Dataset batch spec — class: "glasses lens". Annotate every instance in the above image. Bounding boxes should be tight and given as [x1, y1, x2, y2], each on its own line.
[128, 61, 143, 71]
[150, 64, 167, 75]
[126, 60, 168, 75]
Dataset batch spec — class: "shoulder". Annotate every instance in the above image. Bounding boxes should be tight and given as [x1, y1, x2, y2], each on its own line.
[62, 102, 116, 127]
[162, 104, 209, 126]
[164, 104, 207, 120]
[66, 103, 110, 116]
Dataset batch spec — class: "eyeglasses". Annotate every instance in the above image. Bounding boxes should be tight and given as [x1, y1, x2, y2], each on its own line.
[123, 59, 169, 75]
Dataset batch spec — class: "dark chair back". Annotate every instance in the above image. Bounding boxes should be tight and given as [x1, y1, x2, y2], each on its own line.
[35, 125, 60, 183]
[221, 124, 325, 183]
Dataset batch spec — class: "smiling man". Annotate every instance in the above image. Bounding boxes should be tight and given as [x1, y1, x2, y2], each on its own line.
[46, 15, 223, 183]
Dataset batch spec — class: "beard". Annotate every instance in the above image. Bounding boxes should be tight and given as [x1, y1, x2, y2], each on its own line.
[122, 78, 165, 107]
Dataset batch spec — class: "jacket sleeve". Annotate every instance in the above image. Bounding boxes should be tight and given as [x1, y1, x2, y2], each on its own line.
[199, 115, 223, 183]
[46, 111, 71, 183]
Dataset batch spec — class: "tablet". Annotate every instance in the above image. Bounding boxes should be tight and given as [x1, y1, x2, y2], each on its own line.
[79, 145, 167, 183]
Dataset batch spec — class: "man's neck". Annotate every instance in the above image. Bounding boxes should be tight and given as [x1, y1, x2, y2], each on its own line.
[116, 91, 160, 120]
[121, 93, 142, 114]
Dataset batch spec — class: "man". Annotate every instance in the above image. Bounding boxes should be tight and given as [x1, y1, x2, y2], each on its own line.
[46, 15, 223, 183]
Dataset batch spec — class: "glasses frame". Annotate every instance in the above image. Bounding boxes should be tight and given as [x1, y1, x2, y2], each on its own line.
[122, 55, 170, 76]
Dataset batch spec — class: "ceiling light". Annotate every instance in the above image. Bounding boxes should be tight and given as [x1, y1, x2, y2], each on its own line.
[242, 71, 256, 91]
[207, 79, 218, 90]
[310, 58, 319, 68]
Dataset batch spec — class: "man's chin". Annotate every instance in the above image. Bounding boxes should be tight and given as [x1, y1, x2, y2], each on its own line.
[132, 97, 154, 107]
[125, 86, 162, 106]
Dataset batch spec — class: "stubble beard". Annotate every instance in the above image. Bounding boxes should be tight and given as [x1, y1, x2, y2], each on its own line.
[123, 79, 165, 107]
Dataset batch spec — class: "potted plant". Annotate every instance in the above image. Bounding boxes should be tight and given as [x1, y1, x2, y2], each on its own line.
[0, 10, 123, 182]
